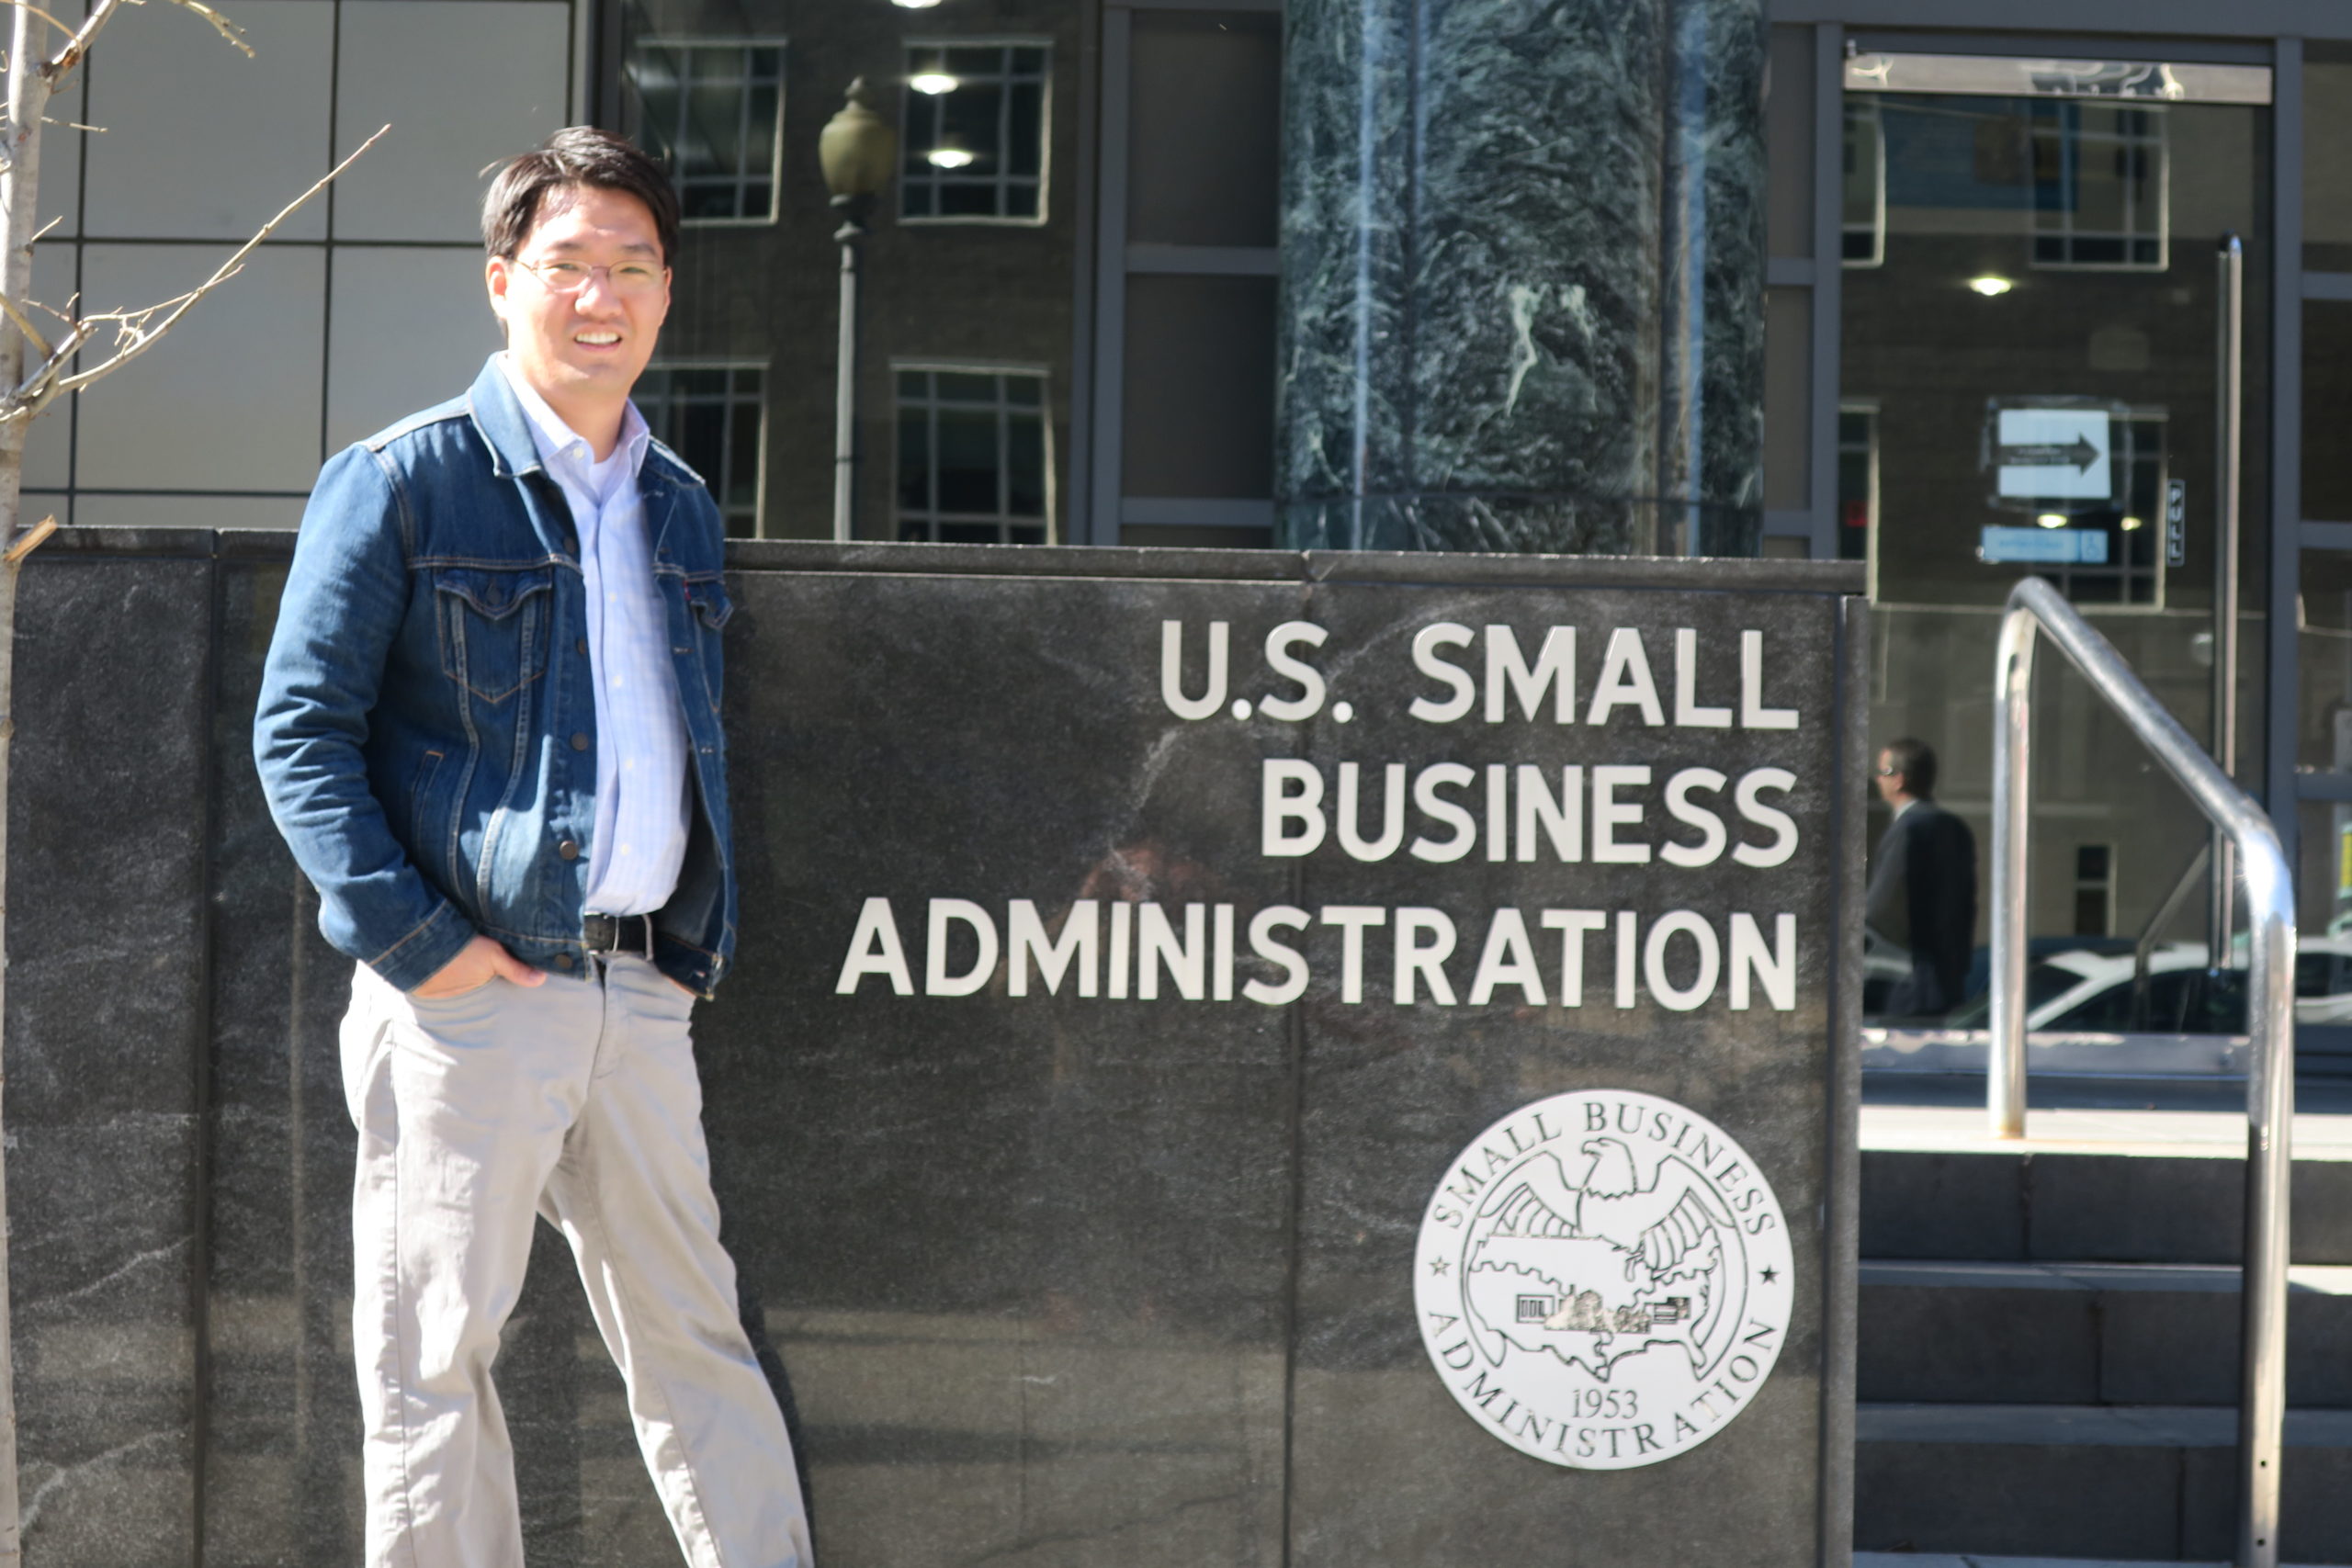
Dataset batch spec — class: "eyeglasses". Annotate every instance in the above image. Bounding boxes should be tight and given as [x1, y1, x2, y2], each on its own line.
[513, 257, 666, 298]
[1875, 765, 1901, 777]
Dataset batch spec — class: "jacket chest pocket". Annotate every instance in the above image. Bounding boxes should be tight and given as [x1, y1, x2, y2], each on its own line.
[435, 566, 555, 705]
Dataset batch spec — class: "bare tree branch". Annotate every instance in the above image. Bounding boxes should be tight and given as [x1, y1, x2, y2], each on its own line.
[0, 122, 385, 416]
[144, 0, 249, 58]
[0, 292, 51, 365]
[0, 1, 73, 45]
[40, 0, 125, 85]
[3, 514, 53, 562]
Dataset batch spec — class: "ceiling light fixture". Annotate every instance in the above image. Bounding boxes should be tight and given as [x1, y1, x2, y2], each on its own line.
[2035, 513, 2068, 529]
[2120, 515, 2144, 532]
[926, 145, 978, 169]
[1968, 276, 2015, 297]
[909, 72, 958, 95]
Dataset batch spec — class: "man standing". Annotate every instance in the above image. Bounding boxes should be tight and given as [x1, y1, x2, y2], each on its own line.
[254, 129, 809, 1567]
[1866, 737, 1979, 1019]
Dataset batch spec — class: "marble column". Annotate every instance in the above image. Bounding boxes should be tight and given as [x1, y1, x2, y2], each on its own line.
[1276, 0, 1766, 556]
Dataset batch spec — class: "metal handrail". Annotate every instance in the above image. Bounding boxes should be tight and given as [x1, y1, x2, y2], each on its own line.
[1990, 574, 2293, 1568]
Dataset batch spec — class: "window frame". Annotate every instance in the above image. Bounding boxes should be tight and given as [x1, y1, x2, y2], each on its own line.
[899, 36, 1054, 230]
[891, 358, 1058, 545]
[624, 35, 789, 229]
[635, 359, 769, 536]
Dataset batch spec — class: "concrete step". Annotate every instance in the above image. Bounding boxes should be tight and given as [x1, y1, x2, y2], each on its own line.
[1860, 1100, 2352, 1266]
[1859, 1260, 2352, 1405]
[1856, 1404, 2352, 1563]
[1856, 1558, 2332, 1568]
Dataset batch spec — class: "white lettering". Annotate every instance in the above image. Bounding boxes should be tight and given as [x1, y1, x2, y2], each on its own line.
[1660, 767, 1728, 867]
[835, 897, 914, 996]
[1674, 627, 1733, 728]
[1245, 906, 1312, 1005]
[1261, 621, 1329, 721]
[925, 898, 1000, 997]
[1007, 898, 1099, 998]
[1730, 912, 1797, 1010]
[1733, 768, 1799, 867]
[1410, 762, 1477, 863]
[1740, 629, 1799, 729]
[1468, 908, 1546, 1005]
[1484, 625, 1576, 722]
[1338, 761, 1408, 861]
[1396, 908, 1459, 1006]
[1586, 628, 1666, 727]
[1409, 623, 1477, 723]
[1262, 759, 1327, 857]
[1320, 907, 1387, 1005]
[1516, 765, 1583, 862]
[1160, 619, 1227, 720]
[1540, 909, 1608, 1006]
[1645, 910, 1721, 1011]
[1592, 764, 1652, 863]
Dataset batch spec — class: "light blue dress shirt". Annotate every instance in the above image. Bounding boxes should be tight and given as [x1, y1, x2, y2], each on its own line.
[494, 353, 691, 917]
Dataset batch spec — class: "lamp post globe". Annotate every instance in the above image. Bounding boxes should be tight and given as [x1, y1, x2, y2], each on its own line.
[820, 76, 898, 211]
[823, 78, 896, 545]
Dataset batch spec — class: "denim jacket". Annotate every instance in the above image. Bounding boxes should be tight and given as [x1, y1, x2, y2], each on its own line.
[254, 357, 737, 997]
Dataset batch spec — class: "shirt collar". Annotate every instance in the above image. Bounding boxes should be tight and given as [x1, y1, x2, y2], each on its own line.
[492, 351, 650, 491]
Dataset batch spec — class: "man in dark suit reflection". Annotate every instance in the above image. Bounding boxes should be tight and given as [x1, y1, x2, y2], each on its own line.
[1866, 738, 1978, 1019]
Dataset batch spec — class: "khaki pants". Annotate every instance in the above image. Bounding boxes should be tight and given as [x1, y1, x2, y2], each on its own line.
[340, 956, 810, 1568]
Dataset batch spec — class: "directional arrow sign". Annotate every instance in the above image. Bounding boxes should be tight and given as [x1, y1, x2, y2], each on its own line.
[2000, 435, 2102, 472]
[1996, 408, 2112, 500]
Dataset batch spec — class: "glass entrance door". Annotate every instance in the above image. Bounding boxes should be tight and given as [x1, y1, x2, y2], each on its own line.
[1841, 52, 2276, 1032]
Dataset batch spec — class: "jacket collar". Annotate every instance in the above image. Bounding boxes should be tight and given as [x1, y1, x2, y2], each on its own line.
[464, 355, 544, 480]
[466, 353, 693, 491]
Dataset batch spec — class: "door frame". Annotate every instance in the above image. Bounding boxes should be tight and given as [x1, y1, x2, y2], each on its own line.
[1770, 7, 2346, 1050]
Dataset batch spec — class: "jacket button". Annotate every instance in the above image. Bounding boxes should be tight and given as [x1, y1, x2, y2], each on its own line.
[558, 839, 581, 861]
[571, 731, 590, 751]
[576, 637, 589, 656]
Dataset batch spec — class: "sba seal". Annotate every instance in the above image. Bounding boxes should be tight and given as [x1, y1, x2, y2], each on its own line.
[1414, 1089, 1794, 1470]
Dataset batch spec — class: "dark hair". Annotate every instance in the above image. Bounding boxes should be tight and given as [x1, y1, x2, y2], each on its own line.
[1884, 737, 1937, 797]
[481, 127, 680, 266]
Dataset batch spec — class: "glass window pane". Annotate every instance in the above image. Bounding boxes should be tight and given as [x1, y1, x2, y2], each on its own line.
[1766, 25, 1814, 260]
[940, 185, 998, 217]
[2310, 302, 2352, 521]
[2301, 551, 2352, 774]
[898, 409, 932, 511]
[1007, 414, 1045, 517]
[1008, 85, 1043, 178]
[1122, 276, 1275, 498]
[935, 410, 1001, 513]
[2298, 803, 2352, 955]
[1764, 288, 1810, 510]
[338, 1, 571, 243]
[2311, 57, 2352, 270]
[935, 373, 996, 403]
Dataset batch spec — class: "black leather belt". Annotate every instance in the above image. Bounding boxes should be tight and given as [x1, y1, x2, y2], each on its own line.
[582, 912, 655, 959]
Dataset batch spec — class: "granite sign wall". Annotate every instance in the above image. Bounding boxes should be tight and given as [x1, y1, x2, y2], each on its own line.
[1, 534, 1862, 1567]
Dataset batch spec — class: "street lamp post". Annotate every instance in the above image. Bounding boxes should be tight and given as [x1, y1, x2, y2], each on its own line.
[819, 77, 897, 544]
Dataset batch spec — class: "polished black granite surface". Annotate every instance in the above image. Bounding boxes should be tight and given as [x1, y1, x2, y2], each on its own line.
[6, 534, 1861, 1565]
[1276, 0, 1768, 556]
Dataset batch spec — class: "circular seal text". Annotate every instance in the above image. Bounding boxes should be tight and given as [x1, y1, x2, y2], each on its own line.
[1414, 1089, 1795, 1470]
